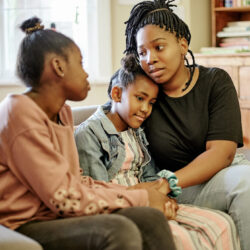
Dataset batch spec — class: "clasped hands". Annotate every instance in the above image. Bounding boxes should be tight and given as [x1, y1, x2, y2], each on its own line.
[127, 179, 178, 220]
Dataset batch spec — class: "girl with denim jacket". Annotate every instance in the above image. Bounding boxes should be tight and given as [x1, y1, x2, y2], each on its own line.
[75, 54, 240, 250]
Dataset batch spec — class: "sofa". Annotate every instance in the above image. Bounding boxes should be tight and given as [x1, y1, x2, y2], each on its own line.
[1, 104, 249, 250]
[71, 105, 98, 126]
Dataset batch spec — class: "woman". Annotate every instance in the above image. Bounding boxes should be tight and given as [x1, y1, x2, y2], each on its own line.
[75, 54, 240, 249]
[124, 0, 250, 249]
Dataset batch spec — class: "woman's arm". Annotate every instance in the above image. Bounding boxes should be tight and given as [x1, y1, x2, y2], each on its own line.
[175, 140, 237, 188]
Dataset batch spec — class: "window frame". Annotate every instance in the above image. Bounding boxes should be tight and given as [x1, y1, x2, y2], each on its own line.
[0, 0, 112, 86]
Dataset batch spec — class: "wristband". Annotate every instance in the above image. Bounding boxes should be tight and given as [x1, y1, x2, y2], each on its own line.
[157, 170, 182, 198]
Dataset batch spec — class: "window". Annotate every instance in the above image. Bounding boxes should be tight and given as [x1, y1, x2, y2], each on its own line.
[0, 0, 112, 85]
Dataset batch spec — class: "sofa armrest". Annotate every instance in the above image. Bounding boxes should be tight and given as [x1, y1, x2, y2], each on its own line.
[0, 225, 42, 250]
[236, 147, 250, 161]
[71, 105, 98, 126]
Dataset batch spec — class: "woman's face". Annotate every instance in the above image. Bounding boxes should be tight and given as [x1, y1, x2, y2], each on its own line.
[136, 24, 187, 85]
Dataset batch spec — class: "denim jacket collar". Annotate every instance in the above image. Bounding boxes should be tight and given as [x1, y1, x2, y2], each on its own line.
[94, 101, 119, 135]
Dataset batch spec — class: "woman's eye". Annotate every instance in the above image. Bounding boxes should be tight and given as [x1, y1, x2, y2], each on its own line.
[136, 96, 143, 101]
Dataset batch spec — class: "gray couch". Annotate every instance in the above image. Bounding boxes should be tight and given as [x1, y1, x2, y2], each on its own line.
[1, 104, 249, 250]
[72, 105, 98, 126]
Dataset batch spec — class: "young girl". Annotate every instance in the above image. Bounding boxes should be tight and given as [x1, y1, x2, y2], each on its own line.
[124, 0, 250, 249]
[74, 54, 240, 250]
[0, 17, 177, 250]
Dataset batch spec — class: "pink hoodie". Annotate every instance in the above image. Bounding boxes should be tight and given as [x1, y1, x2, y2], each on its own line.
[0, 95, 148, 229]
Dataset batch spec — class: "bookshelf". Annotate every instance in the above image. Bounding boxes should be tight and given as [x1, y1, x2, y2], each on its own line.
[197, 1, 250, 148]
[212, 0, 250, 47]
[193, 53, 250, 148]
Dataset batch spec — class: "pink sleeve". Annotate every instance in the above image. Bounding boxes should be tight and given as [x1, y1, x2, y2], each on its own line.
[10, 129, 149, 217]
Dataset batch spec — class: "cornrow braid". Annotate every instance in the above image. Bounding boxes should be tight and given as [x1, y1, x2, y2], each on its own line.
[125, 0, 196, 91]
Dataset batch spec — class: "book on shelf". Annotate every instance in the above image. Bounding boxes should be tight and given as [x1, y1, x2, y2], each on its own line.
[218, 37, 250, 49]
[227, 21, 250, 27]
[221, 37, 250, 42]
[217, 21, 250, 41]
[217, 31, 250, 37]
[219, 42, 250, 48]
[200, 47, 250, 55]
[223, 26, 250, 32]
[221, 0, 250, 7]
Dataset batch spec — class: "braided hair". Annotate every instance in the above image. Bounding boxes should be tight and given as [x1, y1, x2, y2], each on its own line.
[17, 17, 75, 88]
[124, 0, 196, 91]
[107, 54, 147, 99]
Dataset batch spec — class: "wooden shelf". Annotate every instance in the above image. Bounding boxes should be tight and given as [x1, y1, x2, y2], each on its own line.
[211, 0, 250, 47]
[214, 7, 250, 12]
[194, 52, 250, 148]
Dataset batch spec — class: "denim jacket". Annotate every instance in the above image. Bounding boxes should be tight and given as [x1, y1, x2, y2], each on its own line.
[74, 102, 161, 183]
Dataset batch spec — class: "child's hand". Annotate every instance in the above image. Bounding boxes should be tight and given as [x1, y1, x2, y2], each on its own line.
[164, 198, 178, 220]
[128, 180, 179, 219]
[145, 187, 172, 216]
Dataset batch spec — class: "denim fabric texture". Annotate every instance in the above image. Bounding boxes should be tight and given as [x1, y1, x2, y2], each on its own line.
[74, 102, 161, 183]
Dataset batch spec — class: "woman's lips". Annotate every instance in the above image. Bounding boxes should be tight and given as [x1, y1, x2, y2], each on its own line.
[149, 68, 165, 78]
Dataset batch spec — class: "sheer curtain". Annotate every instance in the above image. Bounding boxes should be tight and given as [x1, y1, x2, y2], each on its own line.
[0, 0, 112, 85]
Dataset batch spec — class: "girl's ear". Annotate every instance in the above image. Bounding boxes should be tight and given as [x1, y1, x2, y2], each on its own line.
[179, 37, 188, 56]
[51, 57, 65, 77]
[111, 86, 123, 102]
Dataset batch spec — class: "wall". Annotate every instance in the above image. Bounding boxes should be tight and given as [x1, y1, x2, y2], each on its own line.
[183, 0, 211, 53]
[111, 0, 132, 73]
[0, 83, 109, 107]
[0, 0, 211, 106]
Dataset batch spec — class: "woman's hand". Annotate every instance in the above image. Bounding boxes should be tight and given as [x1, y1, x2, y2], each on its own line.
[128, 179, 171, 195]
[157, 178, 171, 195]
[128, 180, 178, 219]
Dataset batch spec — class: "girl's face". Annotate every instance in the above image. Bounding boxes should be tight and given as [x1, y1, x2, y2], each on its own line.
[63, 45, 90, 101]
[136, 24, 187, 85]
[114, 75, 158, 131]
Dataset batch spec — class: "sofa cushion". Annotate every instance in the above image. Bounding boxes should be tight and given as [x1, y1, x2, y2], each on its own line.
[0, 225, 42, 250]
[72, 105, 98, 126]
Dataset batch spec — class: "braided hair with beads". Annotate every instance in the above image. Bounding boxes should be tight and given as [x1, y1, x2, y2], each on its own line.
[124, 0, 196, 91]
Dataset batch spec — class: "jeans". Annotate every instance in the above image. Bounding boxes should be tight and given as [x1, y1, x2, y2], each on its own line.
[177, 159, 250, 250]
[17, 207, 176, 250]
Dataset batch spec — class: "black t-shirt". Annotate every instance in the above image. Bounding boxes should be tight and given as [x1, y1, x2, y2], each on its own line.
[145, 65, 243, 172]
